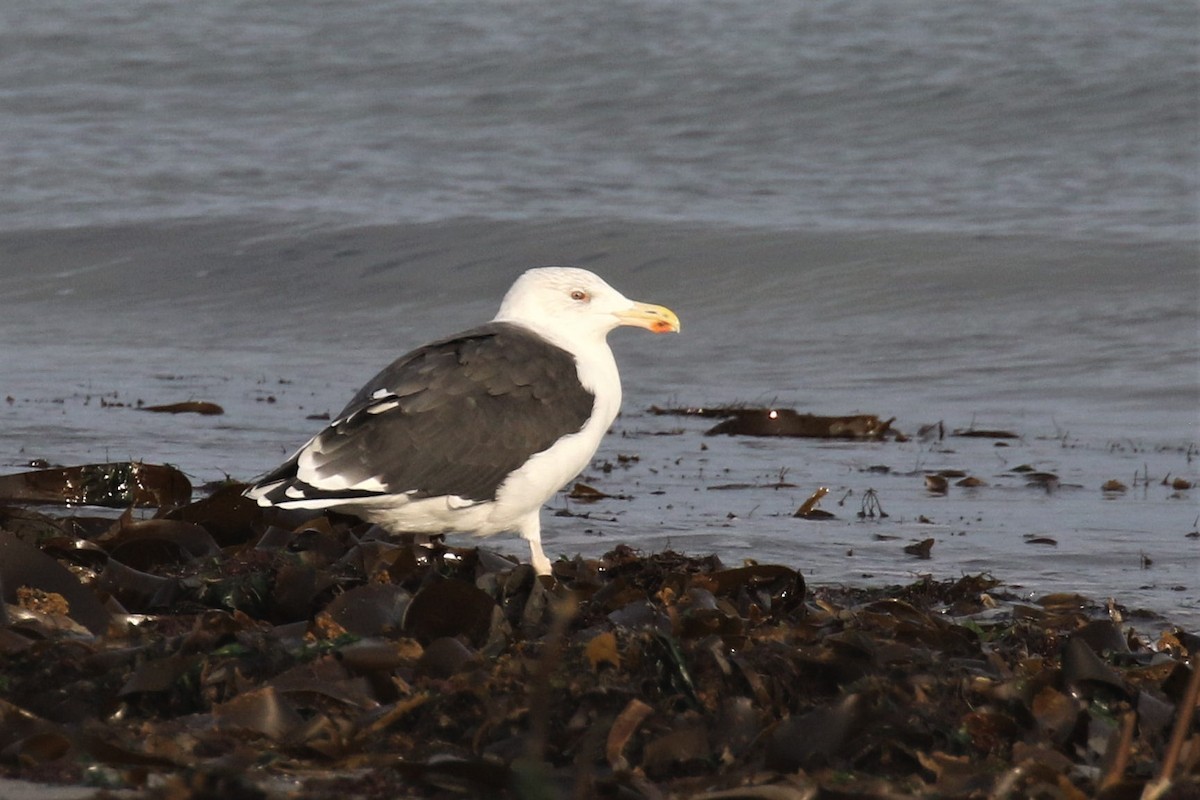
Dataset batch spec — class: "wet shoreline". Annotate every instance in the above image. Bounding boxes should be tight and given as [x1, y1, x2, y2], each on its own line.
[1, 218, 1196, 624]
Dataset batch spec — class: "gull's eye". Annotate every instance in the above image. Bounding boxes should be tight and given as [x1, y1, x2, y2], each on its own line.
[570, 289, 588, 301]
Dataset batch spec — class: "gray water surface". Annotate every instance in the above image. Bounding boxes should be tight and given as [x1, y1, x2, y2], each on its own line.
[0, 0, 1195, 240]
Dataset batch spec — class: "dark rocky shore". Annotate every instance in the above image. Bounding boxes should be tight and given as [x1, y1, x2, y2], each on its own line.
[0, 470, 1195, 799]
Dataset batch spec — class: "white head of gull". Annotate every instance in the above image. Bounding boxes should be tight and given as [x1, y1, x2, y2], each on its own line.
[246, 267, 680, 574]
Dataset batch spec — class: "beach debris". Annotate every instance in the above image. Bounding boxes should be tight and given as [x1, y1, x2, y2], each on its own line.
[955, 475, 986, 487]
[98, 517, 222, 570]
[793, 486, 834, 519]
[0, 462, 191, 509]
[1103, 479, 1129, 493]
[650, 405, 898, 440]
[568, 481, 612, 501]
[0, 531, 111, 635]
[706, 409, 895, 439]
[0, 490, 1192, 797]
[1024, 471, 1061, 491]
[140, 400, 225, 415]
[917, 421, 945, 440]
[904, 537, 935, 558]
[924, 474, 949, 494]
[952, 427, 1018, 439]
[857, 488, 889, 519]
[708, 468, 797, 492]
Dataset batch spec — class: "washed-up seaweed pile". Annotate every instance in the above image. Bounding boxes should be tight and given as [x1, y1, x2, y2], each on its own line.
[0, 463, 1196, 799]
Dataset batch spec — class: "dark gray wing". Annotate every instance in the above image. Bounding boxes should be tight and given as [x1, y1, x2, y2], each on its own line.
[251, 322, 595, 505]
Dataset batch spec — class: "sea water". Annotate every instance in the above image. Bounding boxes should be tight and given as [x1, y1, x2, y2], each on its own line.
[0, 1, 1196, 623]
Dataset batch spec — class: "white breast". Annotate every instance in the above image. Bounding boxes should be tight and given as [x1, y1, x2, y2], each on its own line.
[486, 339, 621, 528]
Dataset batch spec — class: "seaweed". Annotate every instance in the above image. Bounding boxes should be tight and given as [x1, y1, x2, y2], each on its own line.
[0, 476, 1193, 797]
[650, 405, 899, 440]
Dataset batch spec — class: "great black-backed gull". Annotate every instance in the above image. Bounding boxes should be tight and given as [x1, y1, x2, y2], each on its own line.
[245, 267, 680, 574]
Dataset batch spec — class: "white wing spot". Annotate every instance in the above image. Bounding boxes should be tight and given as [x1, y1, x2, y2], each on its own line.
[346, 477, 388, 492]
[367, 399, 401, 414]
